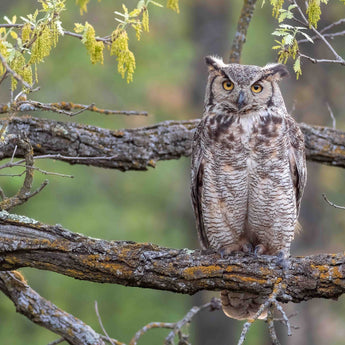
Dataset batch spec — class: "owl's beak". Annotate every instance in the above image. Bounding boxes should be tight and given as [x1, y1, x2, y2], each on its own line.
[237, 91, 246, 110]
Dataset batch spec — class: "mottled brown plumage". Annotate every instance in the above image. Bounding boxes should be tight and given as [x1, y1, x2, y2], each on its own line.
[191, 56, 307, 320]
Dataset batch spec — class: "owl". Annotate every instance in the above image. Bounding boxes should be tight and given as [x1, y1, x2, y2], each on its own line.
[191, 56, 307, 320]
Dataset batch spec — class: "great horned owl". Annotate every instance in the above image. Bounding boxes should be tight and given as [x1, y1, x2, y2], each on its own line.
[191, 56, 307, 320]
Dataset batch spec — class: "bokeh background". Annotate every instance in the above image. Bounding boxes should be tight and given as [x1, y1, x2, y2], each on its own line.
[0, 1, 345, 344]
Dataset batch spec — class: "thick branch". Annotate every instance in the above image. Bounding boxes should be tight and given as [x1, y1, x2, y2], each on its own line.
[0, 271, 106, 345]
[229, 0, 258, 63]
[0, 117, 344, 170]
[0, 211, 344, 303]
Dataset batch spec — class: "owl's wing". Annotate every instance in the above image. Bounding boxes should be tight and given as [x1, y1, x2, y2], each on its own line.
[190, 126, 209, 249]
[287, 118, 307, 216]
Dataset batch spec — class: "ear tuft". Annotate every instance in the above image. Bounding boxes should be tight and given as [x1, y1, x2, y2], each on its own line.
[205, 55, 226, 72]
[262, 63, 289, 81]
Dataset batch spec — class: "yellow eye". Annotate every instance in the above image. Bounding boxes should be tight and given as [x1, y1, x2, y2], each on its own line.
[222, 80, 234, 91]
[251, 84, 263, 93]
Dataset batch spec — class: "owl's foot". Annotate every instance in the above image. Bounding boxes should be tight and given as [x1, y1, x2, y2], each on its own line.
[218, 243, 254, 258]
[242, 243, 254, 254]
[254, 244, 266, 256]
[274, 250, 290, 271]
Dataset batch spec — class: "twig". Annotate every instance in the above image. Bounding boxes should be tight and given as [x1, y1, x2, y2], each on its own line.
[0, 100, 148, 116]
[0, 161, 74, 178]
[267, 308, 280, 345]
[293, 0, 345, 64]
[326, 103, 336, 129]
[129, 322, 175, 345]
[0, 52, 33, 90]
[319, 18, 345, 34]
[322, 193, 345, 210]
[0, 24, 111, 45]
[164, 299, 221, 345]
[95, 301, 117, 345]
[0, 138, 47, 210]
[298, 30, 345, 44]
[299, 53, 345, 66]
[236, 278, 293, 345]
[229, 0, 258, 63]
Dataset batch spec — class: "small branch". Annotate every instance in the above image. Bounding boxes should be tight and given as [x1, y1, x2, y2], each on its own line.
[299, 53, 345, 66]
[267, 308, 280, 345]
[0, 52, 33, 90]
[298, 30, 345, 44]
[319, 18, 345, 34]
[130, 322, 175, 345]
[0, 100, 148, 116]
[0, 137, 48, 211]
[322, 193, 345, 210]
[229, 0, 258, 63]
[0, 271, 106, 345]
[0, 24, 111, 45]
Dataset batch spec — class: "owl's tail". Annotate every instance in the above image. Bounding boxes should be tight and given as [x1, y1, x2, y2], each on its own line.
[220, 290, 267, 320]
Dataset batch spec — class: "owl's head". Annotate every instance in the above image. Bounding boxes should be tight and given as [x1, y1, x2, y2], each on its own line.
[204, 56, 289, 115]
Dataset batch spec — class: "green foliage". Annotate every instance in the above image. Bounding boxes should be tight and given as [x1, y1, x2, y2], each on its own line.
[0, 0, 179, 89]
[272, 24, 312, 78]
[0, 0, 65, 91]
[75, 0, 91, 15]
[167, 0, 180, 13]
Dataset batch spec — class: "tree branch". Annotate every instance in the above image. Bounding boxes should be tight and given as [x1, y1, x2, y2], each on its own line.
[0, 210, 344, 303]
[229, 0, 258, 63]
[0, 100, 148, 117]
[0, 117, 344, 171]
[0, 271, 106, 345]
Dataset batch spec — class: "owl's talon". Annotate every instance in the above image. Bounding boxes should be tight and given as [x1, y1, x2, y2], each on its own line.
[275, 250, 290, 270]
[242, 243, 253, 254]
[254, 244, 266, 256]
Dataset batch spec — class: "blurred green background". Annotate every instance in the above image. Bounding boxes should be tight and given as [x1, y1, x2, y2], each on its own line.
[0, 1, 345, 344]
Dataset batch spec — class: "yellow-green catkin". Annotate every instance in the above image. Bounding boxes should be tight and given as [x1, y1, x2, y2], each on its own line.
[270, 0, 284, 18]
[30, 25, 53, 64]
[142, 9, 149, 32]
[76, 0, 90, 15]
[110, 29, 136, 83]
[167, 0, 180, 13]
[82, 22, 104, 64]
[10, 53, 32, 90]
[0, 32, 8, 77]
[21, 23, 32, 44]
[306, 0, 321, 28]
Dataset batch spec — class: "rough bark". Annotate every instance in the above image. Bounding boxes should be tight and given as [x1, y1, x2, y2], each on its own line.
[0, 211, 344, 304]
[229, 0, 258, 63]
[0, 271, 106, 345]
[0, 116, 344, 170]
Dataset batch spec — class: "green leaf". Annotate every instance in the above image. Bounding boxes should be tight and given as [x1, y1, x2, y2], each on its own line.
[283, 34, 294, 45]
